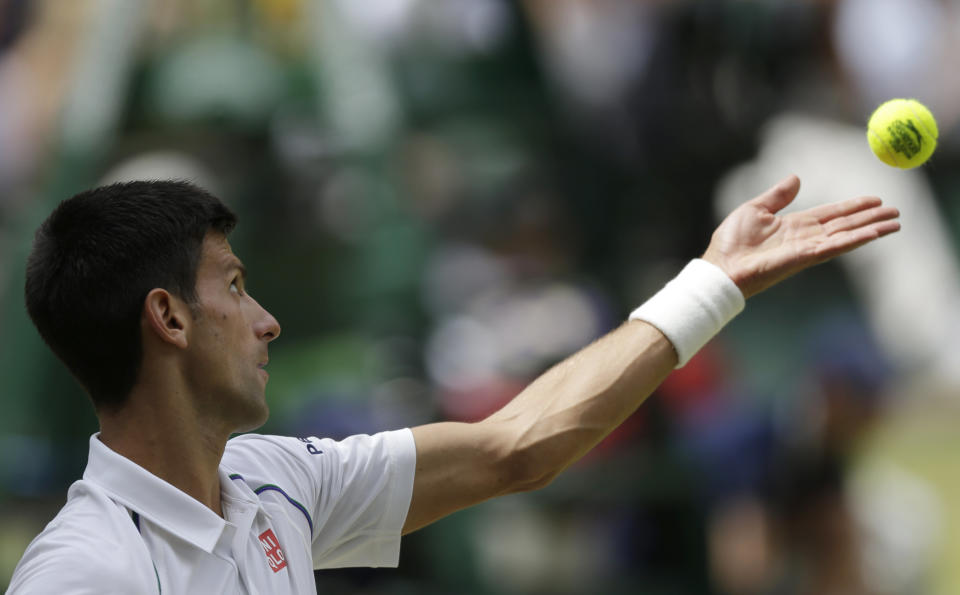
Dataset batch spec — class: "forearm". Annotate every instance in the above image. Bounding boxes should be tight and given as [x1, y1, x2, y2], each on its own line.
[481, 258, 744, 488]
[482, 319, 676, 488]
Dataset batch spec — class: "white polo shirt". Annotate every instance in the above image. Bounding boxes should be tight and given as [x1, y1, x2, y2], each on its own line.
[7, 429, 416, 594]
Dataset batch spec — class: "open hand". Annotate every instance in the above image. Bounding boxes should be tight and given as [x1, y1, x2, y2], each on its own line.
[702, 175, 900, 298]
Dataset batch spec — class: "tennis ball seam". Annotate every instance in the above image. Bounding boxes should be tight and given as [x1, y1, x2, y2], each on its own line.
[868, 126, 901, 167]
[906, 101, 938, 142]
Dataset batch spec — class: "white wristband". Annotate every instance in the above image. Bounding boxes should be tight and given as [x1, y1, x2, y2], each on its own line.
[629, 259, 745, 367]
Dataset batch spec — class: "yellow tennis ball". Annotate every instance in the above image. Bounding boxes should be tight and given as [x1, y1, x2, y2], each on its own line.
[867, 99, 938, 169]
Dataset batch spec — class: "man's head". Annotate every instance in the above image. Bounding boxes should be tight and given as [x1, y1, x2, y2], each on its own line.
[25, 181, 243, 412]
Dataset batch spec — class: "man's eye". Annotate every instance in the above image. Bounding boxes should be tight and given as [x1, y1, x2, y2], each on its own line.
[230, 280, 242, 294]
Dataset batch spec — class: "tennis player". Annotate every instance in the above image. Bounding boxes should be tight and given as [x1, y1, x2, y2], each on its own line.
[8, 175, 898, 593]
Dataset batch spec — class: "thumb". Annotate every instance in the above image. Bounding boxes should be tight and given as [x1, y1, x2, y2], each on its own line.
[751, 175, 801, 214]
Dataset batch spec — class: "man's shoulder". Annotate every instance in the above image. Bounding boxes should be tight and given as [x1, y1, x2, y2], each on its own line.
[221, 430, 414, 491]
[221, 433, 319, 486]
[223, 433, 325, 470]
[52, 479, 141, 531]
[8, 481, 156, 593]
[223, 433, 290, 467]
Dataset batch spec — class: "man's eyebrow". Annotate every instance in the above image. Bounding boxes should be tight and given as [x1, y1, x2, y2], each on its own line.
[226, 259, 247, 281]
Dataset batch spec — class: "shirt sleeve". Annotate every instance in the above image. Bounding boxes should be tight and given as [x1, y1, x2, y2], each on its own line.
[222, 429, 416, 569]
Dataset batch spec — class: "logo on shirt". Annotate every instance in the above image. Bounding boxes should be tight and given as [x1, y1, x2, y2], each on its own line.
[258, 529, 288, 573]
[297, 437, 323, 455]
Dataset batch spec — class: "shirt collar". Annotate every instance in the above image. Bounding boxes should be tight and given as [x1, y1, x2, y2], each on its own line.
[219, 465, 271, 521]
[82, 433, 264, 553]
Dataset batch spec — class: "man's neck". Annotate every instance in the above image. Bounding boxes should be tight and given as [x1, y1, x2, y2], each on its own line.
[98, 395, 230, 517]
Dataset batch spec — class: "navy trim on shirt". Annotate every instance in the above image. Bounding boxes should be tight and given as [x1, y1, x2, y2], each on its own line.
[228, 474, 315, 537]
[129, 510, 162, 594]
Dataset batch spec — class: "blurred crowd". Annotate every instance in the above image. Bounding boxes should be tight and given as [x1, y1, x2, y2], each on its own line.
[2, 0, 960, 593]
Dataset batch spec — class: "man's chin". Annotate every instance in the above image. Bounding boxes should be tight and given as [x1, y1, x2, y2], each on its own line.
[230, 400, 270, 434]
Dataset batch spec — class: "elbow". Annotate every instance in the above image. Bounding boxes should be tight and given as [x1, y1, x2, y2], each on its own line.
[496, 441, 564, 495]
[514, 469, 560, 493]
[484, 416, 581, 495]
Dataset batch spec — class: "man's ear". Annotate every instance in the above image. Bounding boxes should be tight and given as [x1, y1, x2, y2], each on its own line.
[143, 288, 191, 349]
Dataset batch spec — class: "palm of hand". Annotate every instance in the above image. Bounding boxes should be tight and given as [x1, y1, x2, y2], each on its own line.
[703, 175, 900, 298]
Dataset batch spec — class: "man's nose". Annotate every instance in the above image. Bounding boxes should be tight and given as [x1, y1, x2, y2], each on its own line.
[255, 301, 281, 342]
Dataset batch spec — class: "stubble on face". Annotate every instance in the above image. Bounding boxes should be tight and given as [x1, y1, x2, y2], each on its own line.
[184, 234, 272, 434]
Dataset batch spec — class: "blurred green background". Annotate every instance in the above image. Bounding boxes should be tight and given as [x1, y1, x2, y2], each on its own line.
[3, 1, 960, 593]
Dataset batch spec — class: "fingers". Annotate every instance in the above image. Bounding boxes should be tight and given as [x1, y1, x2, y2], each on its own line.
[822, 205, 900, 236]
[807, 195, 884, 224]
[873, 219, 902, 237]
[816, 219, 901, 259]
[750, 175, 801, 213]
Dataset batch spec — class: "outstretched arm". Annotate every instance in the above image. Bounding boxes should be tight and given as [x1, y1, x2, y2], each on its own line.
[403, 175, 899, 534]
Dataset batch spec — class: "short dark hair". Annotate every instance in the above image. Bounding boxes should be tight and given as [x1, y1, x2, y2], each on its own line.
[25, 180, 237, 411]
